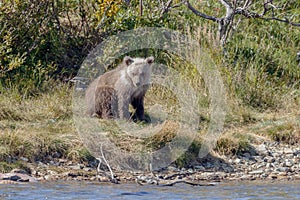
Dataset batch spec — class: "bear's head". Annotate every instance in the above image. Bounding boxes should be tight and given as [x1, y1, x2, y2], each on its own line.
[124, 56, 154, 87]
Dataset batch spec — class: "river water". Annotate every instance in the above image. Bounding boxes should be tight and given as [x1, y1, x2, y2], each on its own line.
[0, 181, 299, 199]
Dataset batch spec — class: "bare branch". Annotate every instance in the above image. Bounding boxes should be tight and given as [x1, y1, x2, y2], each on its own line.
[234, 1, 300, 27]
[160, 0, 173, 16]
[160, 0, 184, 16]
[184, 1, 217, 22]
[217, 1, 236, 46]
[259, 17, 300, 27]
[182, 0, 300, 46]
[243, 0, 253, 9]
[140, 0, 143, 16]
[219, 0, 234, 19]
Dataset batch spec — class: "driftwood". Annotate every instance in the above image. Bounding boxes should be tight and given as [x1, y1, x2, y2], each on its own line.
[136, 177, 217, 186]
[135, 173, 217, 187]
[162, 172, 196, 180]
[159, 180, 217, 187]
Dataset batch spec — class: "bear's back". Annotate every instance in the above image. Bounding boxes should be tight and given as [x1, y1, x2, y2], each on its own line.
[98, 67, 122, 87]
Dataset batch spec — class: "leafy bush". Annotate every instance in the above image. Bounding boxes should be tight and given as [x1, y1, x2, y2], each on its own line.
[0, 0, 101, 92]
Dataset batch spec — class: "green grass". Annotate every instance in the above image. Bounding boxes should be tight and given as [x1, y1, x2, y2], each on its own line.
[0, 83, 90, 172]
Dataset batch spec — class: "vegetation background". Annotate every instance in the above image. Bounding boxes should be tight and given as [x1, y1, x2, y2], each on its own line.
[0, 0, 299, 172]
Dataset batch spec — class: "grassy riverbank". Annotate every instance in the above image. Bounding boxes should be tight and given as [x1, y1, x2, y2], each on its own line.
[0, 81, 299, 173]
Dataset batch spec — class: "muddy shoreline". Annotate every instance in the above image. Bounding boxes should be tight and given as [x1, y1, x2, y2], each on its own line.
[1, 141, 299, 185]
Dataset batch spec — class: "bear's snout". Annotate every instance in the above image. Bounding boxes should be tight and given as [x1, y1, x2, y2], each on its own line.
[135, 81, 141, 87]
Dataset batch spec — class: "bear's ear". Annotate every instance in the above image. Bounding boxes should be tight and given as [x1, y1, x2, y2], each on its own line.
[145, 56, 154, 64]
[123, 56, 134, 66]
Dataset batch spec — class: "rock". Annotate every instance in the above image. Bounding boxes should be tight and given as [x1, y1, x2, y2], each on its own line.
[44, 175, 52, 181]
[46, 170, 57, 175]
[275, 149, 284, 154]
[269, 142, 279, 147]
[167, 166, 178, 172]
[52, 151, 62, 158]
[68, 164, 83, 170]
[222, 166, 234, 173]
[215, 172, 227, 178]
[194, 166, 205, 171]
[260, 173, 268, 178]
[264, 157, 275, 163]
[240, 175, 250, 180]
[294, 174, 300, 180]
[284, 148, 294, 154]
[243, 153, 251, 159]
[266, 163, 274, 169]
[256, 164, 265, 169]
[268, 173, 278, 179]
[275, 167, 289, 172]
[204, 163, 213, 168]
[272, 152, 280, 158]
[284, 162, 293, 167]
[10, 169, 29, 174]
[234, 158, 241, 164]
[37, 161, 47, 168]
[248, 170, 264, 175]
[256, 144, 267, 152]
[58, 159, 68, 164]
[19, 157, 29, 162]
[264, 168, 273, 173]
[83, 167, 92, 172]
[278, 172, 287, 176]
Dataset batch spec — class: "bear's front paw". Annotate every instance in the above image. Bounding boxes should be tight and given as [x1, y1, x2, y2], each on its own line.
[131, 112, 151, 123]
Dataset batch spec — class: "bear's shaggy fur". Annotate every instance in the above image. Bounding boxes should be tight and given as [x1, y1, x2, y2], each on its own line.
[85, 56, 154, 121]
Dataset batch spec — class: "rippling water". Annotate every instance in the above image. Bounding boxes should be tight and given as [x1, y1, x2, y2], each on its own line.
[0, 181, 299, 199]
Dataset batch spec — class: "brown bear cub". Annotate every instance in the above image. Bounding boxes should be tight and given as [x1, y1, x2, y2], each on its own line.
[85, 56, 154, 121]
